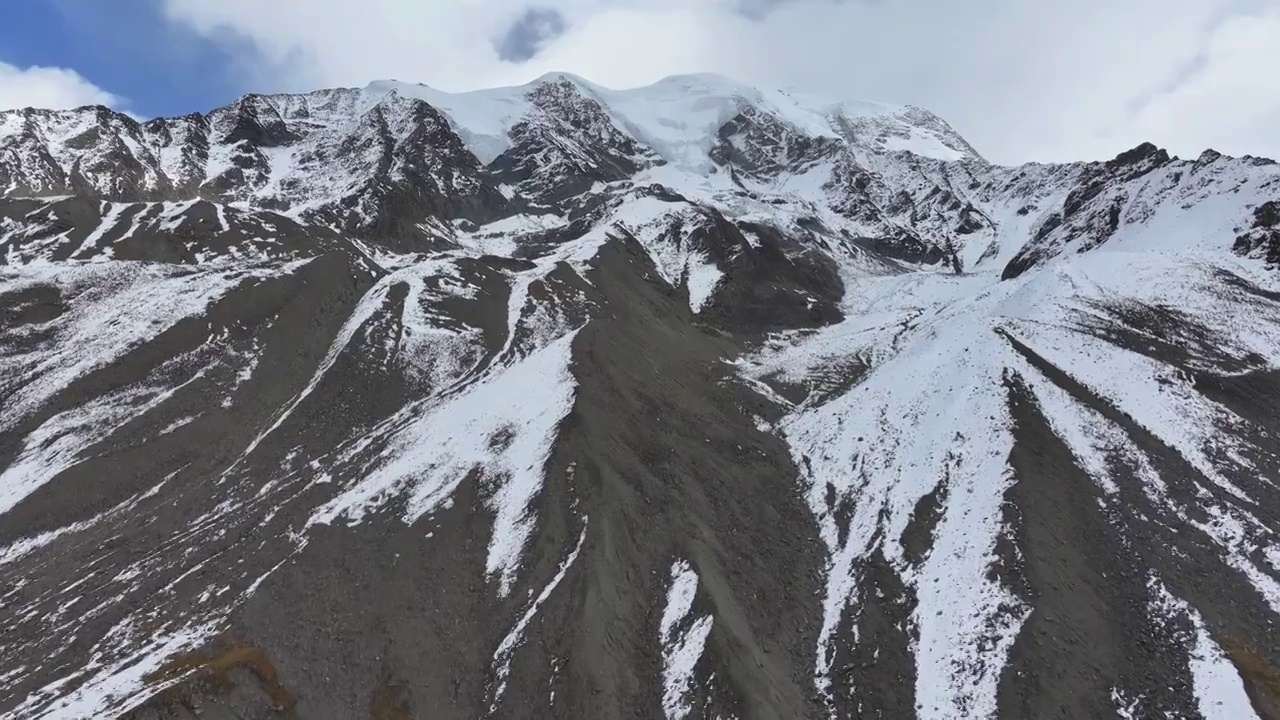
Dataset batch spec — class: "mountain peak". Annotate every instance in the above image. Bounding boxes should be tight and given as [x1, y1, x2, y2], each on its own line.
[528, 70, 593, 87]
[1109, 141, 1171, 167]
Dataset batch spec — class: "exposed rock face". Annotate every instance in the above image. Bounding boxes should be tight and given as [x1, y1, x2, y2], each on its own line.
[490, 77, 662, 204]
[1236, 200, 1280, 267]
[1, 89, 513, 252]
[2, 72, 1280, 720]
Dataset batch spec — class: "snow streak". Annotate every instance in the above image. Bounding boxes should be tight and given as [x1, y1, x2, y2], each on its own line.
[660, 560, 714, 720]
[489, 520, 588, 713]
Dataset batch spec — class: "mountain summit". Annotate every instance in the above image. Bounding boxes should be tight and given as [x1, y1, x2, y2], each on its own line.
[2, 73, 1279, 720]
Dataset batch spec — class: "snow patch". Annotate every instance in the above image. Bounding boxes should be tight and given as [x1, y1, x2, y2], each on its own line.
[310, 330, 581, 596]
[12, 621, 220, 720]
[660, 560, 713, 720]
[1150, 580, 1262, 720]
[0, 261, 285, 435]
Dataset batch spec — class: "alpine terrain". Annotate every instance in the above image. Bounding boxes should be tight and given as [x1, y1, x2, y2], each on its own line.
[2, 72, 1280, 720]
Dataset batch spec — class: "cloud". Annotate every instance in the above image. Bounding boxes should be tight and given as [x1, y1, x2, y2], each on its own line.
[0, 62, 125, 111]
[496, 8, 569, 62]
[158, 0, 542, 91]
[156, 0, 1280, 163]
[1126, 3, 1280, 161]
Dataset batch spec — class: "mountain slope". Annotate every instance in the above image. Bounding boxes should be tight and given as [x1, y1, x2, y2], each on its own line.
[1, 73, 1279, 720]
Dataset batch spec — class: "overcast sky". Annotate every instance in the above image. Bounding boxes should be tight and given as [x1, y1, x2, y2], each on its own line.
[1, 0, 1277, 164]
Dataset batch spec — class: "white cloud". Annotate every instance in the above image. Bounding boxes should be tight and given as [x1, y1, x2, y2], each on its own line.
[157, 0, 1280, 163]
[0, 62, 124, 112]
[1128, 4, 1280, 161]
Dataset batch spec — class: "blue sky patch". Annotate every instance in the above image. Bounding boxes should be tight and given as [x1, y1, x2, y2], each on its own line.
[1, 0, 244, 117]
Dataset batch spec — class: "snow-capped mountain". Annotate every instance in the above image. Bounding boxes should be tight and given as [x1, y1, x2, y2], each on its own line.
[2, 72, 1279, 720]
